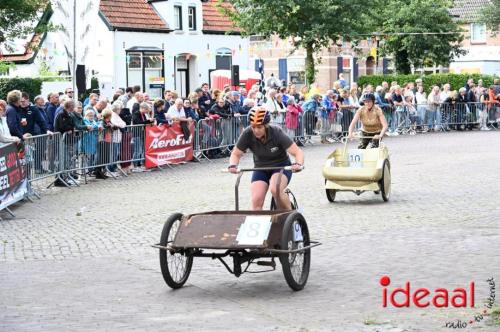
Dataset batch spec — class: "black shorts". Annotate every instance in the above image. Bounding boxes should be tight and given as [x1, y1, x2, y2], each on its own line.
[251, 161, 292, 185]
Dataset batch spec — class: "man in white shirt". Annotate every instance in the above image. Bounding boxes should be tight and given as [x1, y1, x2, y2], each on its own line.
[127, 92, 141, 110]
[166, 98, 187, 123]
[439, 83, 451, 131]
[427, 85, 441, 131]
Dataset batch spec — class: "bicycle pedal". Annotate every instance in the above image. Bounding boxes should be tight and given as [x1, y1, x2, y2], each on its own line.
[256, 260, 276, 267]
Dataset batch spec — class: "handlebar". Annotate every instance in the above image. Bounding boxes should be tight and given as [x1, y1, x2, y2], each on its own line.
[341, 135, 384, 143]
[221, 165, 302, 211]
[222, 165, 303, 173]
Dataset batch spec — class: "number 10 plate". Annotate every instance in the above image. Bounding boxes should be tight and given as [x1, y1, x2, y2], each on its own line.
[348, 149, 364, 168]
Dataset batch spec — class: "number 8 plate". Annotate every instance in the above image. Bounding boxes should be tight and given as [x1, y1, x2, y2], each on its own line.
[236, 216, 272, 246]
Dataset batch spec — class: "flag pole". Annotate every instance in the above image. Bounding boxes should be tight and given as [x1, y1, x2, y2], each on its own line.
[72, 0, 77, 99]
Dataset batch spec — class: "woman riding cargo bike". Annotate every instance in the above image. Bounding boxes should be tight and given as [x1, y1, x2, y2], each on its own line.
[347, 93, 388, 148]
[323, 92, 391, 202]
[228, 106, 304, 210]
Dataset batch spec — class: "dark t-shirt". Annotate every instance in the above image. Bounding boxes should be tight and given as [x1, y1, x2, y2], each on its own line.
[392, 93, 403, 104]
[236, 125, 293, 167]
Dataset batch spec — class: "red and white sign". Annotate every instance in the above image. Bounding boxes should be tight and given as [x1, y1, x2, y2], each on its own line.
[144, 123, 194, 168]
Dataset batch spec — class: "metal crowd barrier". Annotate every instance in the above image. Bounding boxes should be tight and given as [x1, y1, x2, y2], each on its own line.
[24, 132, 63, 184]
[24, 125, 147, 188]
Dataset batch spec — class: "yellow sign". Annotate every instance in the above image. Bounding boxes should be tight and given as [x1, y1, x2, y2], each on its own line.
[149, 77, 165, 84]
[460, 68, 480, 74]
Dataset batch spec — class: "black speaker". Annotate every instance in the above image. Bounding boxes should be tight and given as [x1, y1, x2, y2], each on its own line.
[231, 65, 240, 86]
[76, 65, 86, 94]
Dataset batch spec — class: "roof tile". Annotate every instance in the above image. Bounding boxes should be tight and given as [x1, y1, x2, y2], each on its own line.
[449, 0, 491, 23]
[202, 0, 240, 32]
[100, 0, 169, 31]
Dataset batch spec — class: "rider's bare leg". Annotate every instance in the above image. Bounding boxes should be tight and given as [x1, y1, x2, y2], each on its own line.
[251, 180, 268, 210]
[269, 173, 291, 210]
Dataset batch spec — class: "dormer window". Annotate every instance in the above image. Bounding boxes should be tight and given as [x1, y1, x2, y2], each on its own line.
[188, 6, 197, 31]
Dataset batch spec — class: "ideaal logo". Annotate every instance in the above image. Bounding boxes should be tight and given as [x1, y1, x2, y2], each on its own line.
[380, 276, 475, 308]
[379, 276, 496, 328]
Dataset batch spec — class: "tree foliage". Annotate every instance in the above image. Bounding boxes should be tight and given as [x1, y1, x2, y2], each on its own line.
[358, 73, 495, 94]
[480, 0, 500, 33]
[379, 0, 466, 74]
[220, 0, 375, 84]
[0, 0, 49, 50]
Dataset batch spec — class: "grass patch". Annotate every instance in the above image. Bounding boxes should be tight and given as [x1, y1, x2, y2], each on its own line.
[363, 318, 379, 326]
[490, 307, 500, 326]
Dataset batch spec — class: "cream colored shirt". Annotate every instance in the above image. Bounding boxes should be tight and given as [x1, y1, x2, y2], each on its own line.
[356, 105, 384, 133]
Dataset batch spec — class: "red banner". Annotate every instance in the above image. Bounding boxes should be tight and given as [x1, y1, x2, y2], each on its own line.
[144, 122, 195, 168]
[0, 143, 28, 211]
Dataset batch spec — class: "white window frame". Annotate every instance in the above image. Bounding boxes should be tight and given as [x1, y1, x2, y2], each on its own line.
[188, 6, 196, 31]
[470, 23, 486, 43]
[174, 5, 183, 30]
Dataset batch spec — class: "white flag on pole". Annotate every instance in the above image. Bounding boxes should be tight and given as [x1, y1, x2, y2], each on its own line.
[50, 0, 101, 80]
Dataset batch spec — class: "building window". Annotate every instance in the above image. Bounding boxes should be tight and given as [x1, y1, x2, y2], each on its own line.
[126, 51, 165, 99]
[216, 48, 232, 70]
[188, 6, 196, 31]
[471, 23, 486, 43]
[127, 52, 143, 90]
[289, 71, 305, 85]
[174, 5, 182, 30]
[366, 56, 375, 75]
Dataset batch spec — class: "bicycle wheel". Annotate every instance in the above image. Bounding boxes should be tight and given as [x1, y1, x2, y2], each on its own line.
[279, 212, 310, 291]
[325, 179, 336, 202]
[270, 189, 298, 210]
[379, 160, 391, 202]
[159, 213, 193, 289]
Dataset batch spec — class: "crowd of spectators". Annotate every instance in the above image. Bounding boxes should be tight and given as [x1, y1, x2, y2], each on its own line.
[0, 75, 498, 186]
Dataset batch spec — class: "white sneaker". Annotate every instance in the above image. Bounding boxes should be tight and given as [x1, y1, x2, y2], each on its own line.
[131, 168, 143, 173]
[326, 137, 335, 143]
[393, 132, 400, 136]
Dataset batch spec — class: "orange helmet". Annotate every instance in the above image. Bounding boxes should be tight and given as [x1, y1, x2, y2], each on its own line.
[248, 106, 270, 125]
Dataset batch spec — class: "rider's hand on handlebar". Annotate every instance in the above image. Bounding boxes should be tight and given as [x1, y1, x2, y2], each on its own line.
[227, 165, 239, 174]
[372, 134, 381, 140]
[291, 163, 303, 173]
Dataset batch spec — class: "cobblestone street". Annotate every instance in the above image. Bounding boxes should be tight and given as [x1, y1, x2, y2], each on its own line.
[1, 131, 499, 332]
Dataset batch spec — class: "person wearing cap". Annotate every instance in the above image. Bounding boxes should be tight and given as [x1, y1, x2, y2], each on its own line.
[347, 93, 388, 149]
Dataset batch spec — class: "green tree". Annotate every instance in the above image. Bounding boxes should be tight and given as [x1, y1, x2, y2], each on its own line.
[0, 0, 49, 50]
[0, 61, 16, 75]
[219, 0, 375, 85]
[480, 0, 500, 33]
[379, 0, 465, 74]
